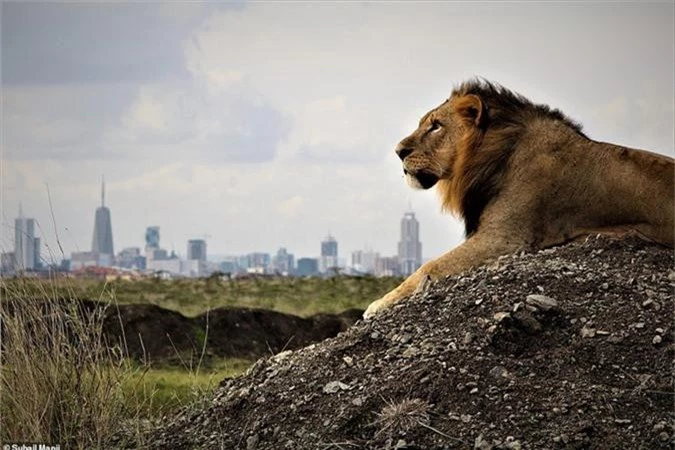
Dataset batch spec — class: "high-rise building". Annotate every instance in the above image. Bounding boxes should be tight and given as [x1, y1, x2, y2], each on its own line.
[145, 226, 160, 249]
[296, 258, 319, 276]
[272, 247, 295, 275]
[91, 179, 114, 259]
[187, 239, 207, 261]
[320, 234, 338, 272]
[14, 204, 36, 270]
[398, 211, 422, 276]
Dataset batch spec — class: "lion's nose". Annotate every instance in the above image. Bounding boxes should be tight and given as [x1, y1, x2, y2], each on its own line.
[395, 144, 413, 161]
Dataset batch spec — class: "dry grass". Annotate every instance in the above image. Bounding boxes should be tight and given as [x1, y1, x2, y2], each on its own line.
[372, 398, 431, 438]
[0, 275, 142, 448]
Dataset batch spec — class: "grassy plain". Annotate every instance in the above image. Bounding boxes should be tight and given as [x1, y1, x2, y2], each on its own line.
[4, 274, 402, 317]
[0, 275, 401, 446]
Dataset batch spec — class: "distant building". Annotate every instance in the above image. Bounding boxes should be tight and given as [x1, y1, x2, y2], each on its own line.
[398, 211, 422, 276]
[91, 179, 114, 262]
[14, 204, 36, 270]
[1, 252, 16, 274]
[219, 260, 237, 274]
[320, 234, 338, 273]
[145, 226, 160, 249]
[272, 247, 295, 275]
[351, 249, 379, 275]
[117, 247, 141, 269]
[296, 257, 319, 276]
[375, 255, 401, 277]
[187, 239, 207, 261]
[247, 252, 271, 273]
[70, 251, 98, 271]
[33, 237, 41, 269]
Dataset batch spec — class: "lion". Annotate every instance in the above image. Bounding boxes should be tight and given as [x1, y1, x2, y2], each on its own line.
[364, 79, 674, 318]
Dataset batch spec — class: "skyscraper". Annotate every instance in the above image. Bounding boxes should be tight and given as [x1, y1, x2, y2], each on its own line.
[398, 211, 422, 276]
[187, 239, 207, 261]
[91, 178, 114, 258]
[320, 234, 338, 273]
[14, 204, 36, 270]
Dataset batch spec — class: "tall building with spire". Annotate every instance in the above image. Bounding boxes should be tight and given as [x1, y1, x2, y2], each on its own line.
[398, 210, 422, 276]
[91, 177, 114, 259]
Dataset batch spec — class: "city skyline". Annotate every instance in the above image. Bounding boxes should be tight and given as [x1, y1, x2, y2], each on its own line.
[2, 3, 673, 261]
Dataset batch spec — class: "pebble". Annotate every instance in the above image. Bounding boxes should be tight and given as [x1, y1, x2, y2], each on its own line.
[580, 326, 596, 338]
[526, 294, 558, 311]
[322, 381, 350, 394]
[652, 335, 662, 345]
[494, 312, 511, 322]
[246, 434, 259, 450]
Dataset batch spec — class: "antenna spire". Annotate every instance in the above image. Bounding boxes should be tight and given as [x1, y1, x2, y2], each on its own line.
[101, 175, 105, 207]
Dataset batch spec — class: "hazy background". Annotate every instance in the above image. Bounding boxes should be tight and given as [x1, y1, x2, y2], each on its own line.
[2, 1, 673, 262]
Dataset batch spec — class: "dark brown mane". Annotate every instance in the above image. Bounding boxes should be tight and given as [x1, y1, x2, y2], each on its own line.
[438, 79, 587, 237]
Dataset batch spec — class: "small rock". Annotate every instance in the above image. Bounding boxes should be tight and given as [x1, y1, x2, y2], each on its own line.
[395, 439, 407, 449]
[402, 346, 420, 358]
[352, 397, 364, 407]
[494, 312, 511, 322]
[526, 294, 559, 311]
[659, 432, 670, 442]
[474, 434, 493, 450]
[634, 322, 645, 329]
[652, 335, 662, 345]
[655, 328, 664, 334]
[246, 434, 259, 450]
[580, 326, 596, 338]
[342, 356, 354, 367]
[463, 332, 473, 344]
[505, 439, 521, 450]
[322, 381, 350, 394]
[370, 331, 380, 340]
[489, 365, 508, 378]
[470, 387, 479, 394]
[461, 414, 472, 423]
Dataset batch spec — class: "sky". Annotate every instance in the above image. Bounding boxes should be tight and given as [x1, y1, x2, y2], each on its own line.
[1, 1, 674, 263]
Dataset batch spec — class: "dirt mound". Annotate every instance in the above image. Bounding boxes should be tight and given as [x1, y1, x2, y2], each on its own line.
[0, 298, 361, 362]
[144, 237, 674, 449]
[101, 304, 362, 361]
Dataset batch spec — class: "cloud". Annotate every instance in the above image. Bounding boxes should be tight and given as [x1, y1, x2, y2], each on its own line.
[111, 79, 291, 163]
[0, 2, 234, 85]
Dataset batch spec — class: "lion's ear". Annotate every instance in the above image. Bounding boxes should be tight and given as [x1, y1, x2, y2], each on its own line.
[454, 94, 485, 128]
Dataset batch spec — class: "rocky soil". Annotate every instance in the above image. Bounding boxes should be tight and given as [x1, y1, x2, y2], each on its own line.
[143, 236, 674, 449]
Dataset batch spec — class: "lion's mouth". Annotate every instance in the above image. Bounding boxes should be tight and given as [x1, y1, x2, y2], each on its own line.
[404, 169, 439, 189]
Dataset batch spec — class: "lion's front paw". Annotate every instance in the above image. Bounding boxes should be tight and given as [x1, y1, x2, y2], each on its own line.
[363, 291, 402, 319]
[363, 298, 387, 320]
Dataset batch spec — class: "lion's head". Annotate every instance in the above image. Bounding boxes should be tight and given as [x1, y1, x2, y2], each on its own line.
[395, 79, 585, 236]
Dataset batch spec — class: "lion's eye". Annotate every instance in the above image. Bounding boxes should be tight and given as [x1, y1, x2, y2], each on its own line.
[429, 120, 442, 133]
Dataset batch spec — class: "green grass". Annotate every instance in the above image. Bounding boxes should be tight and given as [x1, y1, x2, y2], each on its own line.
[123, 358, 253, 418]
[1, 275, 401, 446]
[1, 275, 403, 318]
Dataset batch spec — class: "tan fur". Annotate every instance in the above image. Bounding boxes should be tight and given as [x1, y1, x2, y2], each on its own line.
[364, 80, 674, 318]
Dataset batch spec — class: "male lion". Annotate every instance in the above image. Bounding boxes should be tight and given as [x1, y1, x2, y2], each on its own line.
[364, 80, 674, 318]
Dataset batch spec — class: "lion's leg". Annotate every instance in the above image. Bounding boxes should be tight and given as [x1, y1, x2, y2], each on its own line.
[363, 234, 522, 319]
